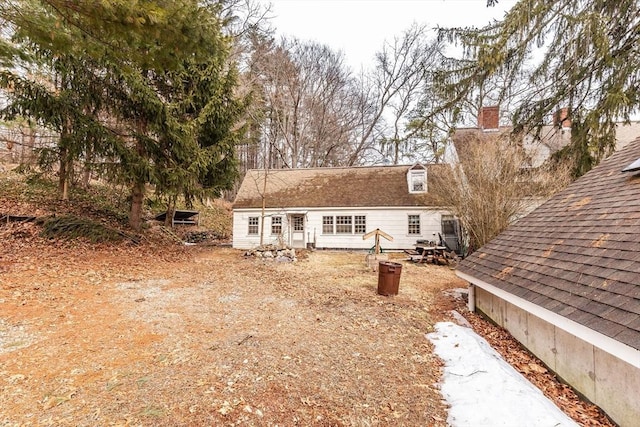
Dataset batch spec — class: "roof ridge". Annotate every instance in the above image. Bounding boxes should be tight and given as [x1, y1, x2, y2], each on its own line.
[244, 164, 428, 173]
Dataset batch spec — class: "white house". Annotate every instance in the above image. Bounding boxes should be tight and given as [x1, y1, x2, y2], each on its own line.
[232, 164, 456, 250]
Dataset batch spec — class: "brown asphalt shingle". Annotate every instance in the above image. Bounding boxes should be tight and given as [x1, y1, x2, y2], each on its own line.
[233, 164, 445, 209]
[457, 137, 640, 351]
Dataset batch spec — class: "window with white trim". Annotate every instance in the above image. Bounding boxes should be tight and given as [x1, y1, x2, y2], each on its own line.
[322, 216, 334, 234]
[408, 214, 421, 235]
[335, 216, 353, 234]
[323, 215, 365, 234]
[293, 215, 304, 231]
[248, 216, 259, 235]
[409, 170, 426, 193]
[271, 216, 282, 235]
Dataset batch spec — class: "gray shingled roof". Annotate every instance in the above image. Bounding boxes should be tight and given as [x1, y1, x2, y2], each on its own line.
[233, 165, 444, 209]
[457, 137, 640, 351]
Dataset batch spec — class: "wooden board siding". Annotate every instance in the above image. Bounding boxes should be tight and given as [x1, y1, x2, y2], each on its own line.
[474, 286, 640, 427]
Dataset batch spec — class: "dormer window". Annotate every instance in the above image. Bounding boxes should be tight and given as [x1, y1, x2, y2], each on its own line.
[407, 165, 427, 193]
[411, 172, 425, 191]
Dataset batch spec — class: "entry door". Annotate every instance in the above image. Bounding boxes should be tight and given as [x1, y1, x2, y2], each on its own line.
[290, 214, 305, 248]
[441, 215, 461, 254]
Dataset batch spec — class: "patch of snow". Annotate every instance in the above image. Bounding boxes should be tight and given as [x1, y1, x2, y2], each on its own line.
[427, 322, 578, 427]
[448, 310, 471, 327]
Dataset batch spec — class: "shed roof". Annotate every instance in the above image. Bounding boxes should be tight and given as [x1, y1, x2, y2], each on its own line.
[233, 164, 444, 209]
[457, 137, 640, 351]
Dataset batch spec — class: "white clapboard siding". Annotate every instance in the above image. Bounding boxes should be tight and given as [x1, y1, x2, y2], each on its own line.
[232, 207, 448, 250]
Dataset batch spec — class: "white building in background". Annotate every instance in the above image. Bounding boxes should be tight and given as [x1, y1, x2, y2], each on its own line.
[232, 163, 458, 251]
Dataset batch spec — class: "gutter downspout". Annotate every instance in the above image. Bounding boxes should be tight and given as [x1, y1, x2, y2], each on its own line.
[456, 270, 476, 312]
[467, 283, 476, 312]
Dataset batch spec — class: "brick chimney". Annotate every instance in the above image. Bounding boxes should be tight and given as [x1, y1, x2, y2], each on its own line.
[478, 106, 500, 130]
[553, 107, 571, 129]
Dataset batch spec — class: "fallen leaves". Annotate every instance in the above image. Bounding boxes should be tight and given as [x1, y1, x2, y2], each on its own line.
[1, 242, 458, 426]
[42, 388, 77, 410]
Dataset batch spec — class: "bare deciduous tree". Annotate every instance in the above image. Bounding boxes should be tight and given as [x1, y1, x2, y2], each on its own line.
[246, 36, 355, 169]
[428, 133, 572, 253]
[235, 23, 448, 174]
[368, 24, 443, 165]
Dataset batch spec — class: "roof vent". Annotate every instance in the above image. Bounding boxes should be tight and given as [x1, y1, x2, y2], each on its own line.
[622, 158, 640, 173]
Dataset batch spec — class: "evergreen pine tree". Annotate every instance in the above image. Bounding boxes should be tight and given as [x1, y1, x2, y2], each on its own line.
[0, 0, 246, 230]
[436, 0, 640, 176]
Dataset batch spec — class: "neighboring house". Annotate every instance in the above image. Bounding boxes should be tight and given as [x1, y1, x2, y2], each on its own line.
[456, 137, 640, 427]
[449, 106, 640, 220]
[232, 164, 456, 250]
[0, 121, 55, 164]
[451, 106, 640, 167]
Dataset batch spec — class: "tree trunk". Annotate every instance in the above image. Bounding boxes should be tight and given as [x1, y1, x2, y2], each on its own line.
[82, 148, 93, 188]
[129, 131, 148, 231]
[58, 146, 67, 195]
[58, 116, 72, 200]
[58, 148, 70, 201]
[260, 168, 268, 246]
[164, 196, 176, 227]
[394, 140, 400, 165]
[62, 162, 70, 201]
[27, 125, 35, 164]
[129, 181, 145, 231]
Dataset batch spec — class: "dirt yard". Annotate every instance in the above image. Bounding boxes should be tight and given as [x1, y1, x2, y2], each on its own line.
[1, 232, 467, 426]
[0, 221, 616, 427]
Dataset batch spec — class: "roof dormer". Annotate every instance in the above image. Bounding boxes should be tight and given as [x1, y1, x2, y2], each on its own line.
[407, 163, 427, 194]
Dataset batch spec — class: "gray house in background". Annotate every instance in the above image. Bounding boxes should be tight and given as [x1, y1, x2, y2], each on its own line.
[456, 137, 640, 427]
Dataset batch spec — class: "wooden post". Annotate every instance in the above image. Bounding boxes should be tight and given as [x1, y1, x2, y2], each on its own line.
[363, 229, 394, 271]
[363, 228, 393, 254]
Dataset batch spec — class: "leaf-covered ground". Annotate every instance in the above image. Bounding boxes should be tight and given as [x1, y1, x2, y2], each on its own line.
[1, 231, 457, 426]
[0, 170, 614, 426]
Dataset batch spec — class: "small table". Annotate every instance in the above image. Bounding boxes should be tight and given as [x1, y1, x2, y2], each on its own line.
[410, 244, 448, 264]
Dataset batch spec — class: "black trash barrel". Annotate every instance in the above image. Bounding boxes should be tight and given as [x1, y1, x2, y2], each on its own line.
[377, 261, 402, 296]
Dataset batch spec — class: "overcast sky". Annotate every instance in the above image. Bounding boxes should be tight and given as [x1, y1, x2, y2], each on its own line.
[259, 0, 518, 70]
